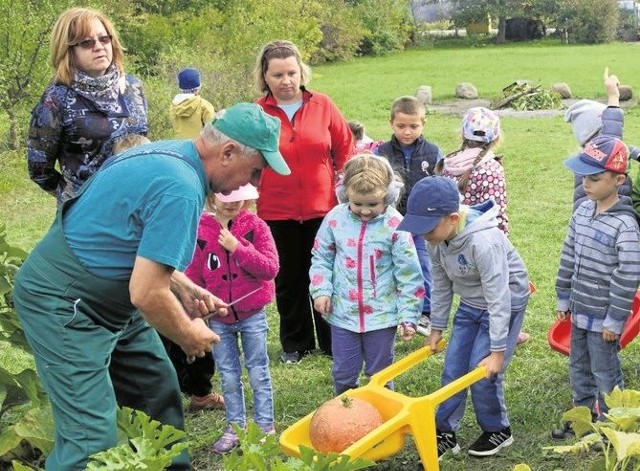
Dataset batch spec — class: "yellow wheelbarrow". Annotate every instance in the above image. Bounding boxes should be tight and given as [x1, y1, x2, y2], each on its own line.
[280, 341, 486, 470]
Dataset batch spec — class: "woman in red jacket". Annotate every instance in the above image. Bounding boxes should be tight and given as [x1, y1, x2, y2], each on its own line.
[254, 40, 353, 364]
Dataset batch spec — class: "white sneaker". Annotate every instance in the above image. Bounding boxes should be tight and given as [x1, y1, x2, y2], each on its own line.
[416, 314, 431, 336]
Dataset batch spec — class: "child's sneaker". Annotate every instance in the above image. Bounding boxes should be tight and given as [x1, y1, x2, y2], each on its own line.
[551, 422, 575, 440]
[190, 391, 225, 410]
[468, 427, 513, 457]
[259, 424, 276, 435]
[436, 430, 460, 459]
[258, 424, 276, 443]
[212, 424, 241, 454]
[416, 314, 432, 336]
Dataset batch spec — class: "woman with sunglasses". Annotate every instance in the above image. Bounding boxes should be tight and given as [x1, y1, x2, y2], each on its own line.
[27, 7, 148, 205]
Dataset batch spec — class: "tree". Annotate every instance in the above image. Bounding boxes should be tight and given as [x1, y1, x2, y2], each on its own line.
[452, 0, 550, 43]
[0, 0, 139, 150]
[0, 0, 64, 149]
[553, 0, 619, 43]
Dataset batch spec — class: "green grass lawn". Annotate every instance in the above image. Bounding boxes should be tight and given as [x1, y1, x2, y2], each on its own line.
[3, 39, 640, 470]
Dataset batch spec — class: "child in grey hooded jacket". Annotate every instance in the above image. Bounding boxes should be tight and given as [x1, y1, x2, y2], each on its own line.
[565, 68, 635, 212]
[398, 176, 529, 459]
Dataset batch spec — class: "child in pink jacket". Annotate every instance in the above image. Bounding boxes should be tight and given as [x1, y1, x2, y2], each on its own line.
[185, 184, 279, 454]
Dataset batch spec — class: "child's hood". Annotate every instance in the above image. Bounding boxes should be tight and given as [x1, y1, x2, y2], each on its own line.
[171, 94, 199, 117]
[449, 199, 500, 248]
[564, 99, 606, 147]
[592, 195, 638, 222]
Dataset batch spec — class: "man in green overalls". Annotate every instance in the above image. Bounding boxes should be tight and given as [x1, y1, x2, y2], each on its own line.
[13, 103, 291, 470]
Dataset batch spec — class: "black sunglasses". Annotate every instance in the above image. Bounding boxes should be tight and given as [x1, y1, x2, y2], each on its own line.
[73, 34, 112, 50]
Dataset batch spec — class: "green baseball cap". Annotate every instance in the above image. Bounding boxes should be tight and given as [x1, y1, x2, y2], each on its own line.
[212, 103, 291, 175]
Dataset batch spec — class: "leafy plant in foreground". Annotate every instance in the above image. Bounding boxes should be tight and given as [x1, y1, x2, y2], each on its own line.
[223, 422, 376, 470]
[544, 387, 640, 470]
[86, 407, 189, 470]
[0, 224, 52, 468]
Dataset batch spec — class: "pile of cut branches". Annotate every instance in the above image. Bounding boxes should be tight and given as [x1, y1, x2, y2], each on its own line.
[492, 80, 562, 111]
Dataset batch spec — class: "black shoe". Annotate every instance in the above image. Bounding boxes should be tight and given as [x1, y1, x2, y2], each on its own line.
[280, 351, 301, 364]
[468, 427, 513, 457]
[551, 422, 575, 440]
[436, 430, 460, 459]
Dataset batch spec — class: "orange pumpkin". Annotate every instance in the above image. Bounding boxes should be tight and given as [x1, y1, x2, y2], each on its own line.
[309, 395, 383, 454]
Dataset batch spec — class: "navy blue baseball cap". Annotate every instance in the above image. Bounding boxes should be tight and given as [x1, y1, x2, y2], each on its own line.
[398, 176, 460, 235]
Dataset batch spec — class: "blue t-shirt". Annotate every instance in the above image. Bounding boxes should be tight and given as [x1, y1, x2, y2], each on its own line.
[278, 101, 303, 121]
[64, 140, 209, 279]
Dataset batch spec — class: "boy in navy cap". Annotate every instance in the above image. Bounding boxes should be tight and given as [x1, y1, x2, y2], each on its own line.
[170, 67, 216, 139]
[398, 176, 529, 459]
[552, 135, 640, 439]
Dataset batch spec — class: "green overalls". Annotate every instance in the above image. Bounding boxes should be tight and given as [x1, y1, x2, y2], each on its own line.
[13, 153, 191, 470]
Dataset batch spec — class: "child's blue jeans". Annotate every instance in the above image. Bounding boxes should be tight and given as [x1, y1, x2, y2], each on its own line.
[569, 324, 623, 419]
[436, 302, 525, 433]
[211, 310, 274, 429]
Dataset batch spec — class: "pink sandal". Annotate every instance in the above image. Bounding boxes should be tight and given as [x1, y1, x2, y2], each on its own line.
[516, 331, 531, 346]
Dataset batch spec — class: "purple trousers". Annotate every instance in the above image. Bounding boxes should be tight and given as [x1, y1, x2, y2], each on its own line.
[330, 324, 397, 394]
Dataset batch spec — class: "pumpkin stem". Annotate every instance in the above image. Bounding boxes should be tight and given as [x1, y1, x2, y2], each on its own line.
[340, 395, 353, 408]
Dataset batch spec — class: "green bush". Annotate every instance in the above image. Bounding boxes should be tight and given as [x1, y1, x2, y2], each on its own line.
[617, 7, 639, 42]
[559, 0, 620, 44]
[309, 1, 365, 63]
[352, 0, 414, 55]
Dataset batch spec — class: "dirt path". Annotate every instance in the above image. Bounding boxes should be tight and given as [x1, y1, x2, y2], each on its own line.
[428, 98, 636, 118]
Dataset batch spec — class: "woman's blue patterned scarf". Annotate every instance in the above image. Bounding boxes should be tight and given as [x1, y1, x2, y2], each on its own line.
[73, 64, 123, 114]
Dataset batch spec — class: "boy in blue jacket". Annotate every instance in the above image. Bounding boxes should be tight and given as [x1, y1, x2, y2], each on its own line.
[376, 95, 443, 334]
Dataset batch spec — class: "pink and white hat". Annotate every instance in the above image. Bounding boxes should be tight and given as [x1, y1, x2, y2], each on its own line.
[462, 107, 501, 143]
[215, 184, 259, 203]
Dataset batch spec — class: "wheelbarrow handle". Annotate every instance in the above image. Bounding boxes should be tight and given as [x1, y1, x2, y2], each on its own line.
[369, 340, 447, 387]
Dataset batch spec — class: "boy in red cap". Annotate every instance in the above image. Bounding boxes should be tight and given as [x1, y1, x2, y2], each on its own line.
[552, 135, 640, 439]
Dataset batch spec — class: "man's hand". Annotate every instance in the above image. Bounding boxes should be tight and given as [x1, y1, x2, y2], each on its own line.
[183, 317, 220, 361]
[130, 257, 222, 352]
[171, 271, 229, 319]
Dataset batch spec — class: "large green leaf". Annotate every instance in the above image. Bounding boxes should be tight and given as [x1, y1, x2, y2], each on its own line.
[13, 405, 55, 455]
[605, 387, 640, 408]
[11, 461, 36, 471]
[561, 406, 594, 438]
[86, 437, 189, 470]
[116, 407, 186, 448]
[605, 409, 640, 432]
[601, 427, 640, 463]
[0, 425, 23, 457]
